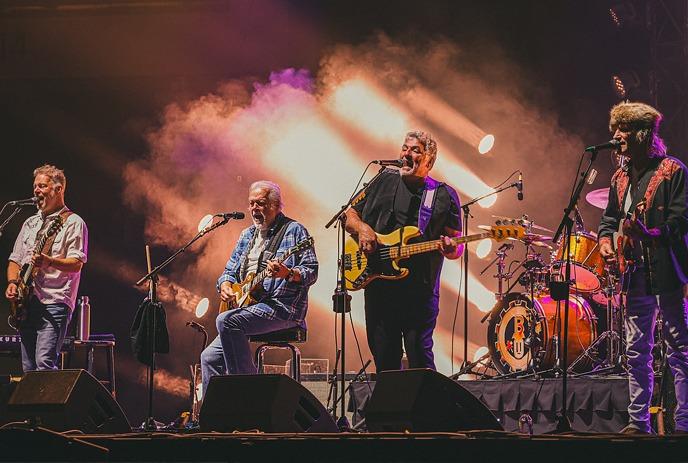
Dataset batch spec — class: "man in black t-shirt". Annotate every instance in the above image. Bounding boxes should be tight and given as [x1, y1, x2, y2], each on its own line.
[345, 131, 463, 372]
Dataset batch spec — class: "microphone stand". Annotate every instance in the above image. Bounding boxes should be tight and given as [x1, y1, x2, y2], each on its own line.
[0, 203, 33, 238]
[457, 180, 521, 375]
[324, 165, 387, 424]
[550, 149, 600, 433]
[134, 215, 234, 431]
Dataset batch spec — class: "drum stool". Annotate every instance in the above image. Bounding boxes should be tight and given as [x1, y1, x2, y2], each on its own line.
[60, 334, 116, 397]
[249, 326, 306, 382]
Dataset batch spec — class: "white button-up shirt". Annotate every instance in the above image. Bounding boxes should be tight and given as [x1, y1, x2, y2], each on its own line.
[9, 207, 88, 310]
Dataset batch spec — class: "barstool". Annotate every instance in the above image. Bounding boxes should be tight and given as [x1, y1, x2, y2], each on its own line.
[60, 334, 116, 397]
[249, 326, 307, 382]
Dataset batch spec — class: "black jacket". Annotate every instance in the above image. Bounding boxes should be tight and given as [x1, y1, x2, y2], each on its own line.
[598, 155, 688, 294]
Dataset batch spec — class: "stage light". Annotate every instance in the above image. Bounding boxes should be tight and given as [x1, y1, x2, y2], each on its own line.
[611, 71, 640, 99]
[473, 346, 489, 362]
[197, 214, 214, 232]
[478, 134, 495, 154]
[609, 3, 637, 29]
[475, 239, 492, 259]
[195, 298, 210, 318]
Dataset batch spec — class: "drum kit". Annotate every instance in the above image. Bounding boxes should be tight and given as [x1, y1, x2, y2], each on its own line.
[482, 187, 628, 378]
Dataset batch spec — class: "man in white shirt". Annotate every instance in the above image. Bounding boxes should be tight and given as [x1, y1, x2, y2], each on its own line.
[5, 164, 88, 371]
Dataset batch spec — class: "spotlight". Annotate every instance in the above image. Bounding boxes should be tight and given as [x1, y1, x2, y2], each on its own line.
[197, 214, 214, 232]
[610, 71, 640, 99]
[195, 298, 210, 318]
[473, 346, 489, 362]
[609, 3, 637, 29]
[478, 134, 495, 154]
[475, 239, 492, 259]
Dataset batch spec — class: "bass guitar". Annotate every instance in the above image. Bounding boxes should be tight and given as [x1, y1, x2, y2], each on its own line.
[9, 216, 64, 330]
[344, 224, 525, 291]
[219, 236, 314, 313]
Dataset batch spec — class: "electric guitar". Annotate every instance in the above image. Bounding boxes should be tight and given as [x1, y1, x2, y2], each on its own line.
[218, 236, 314, 313]
[344, 224, 526, 291]
[8, 216, 64, 330]
[615, 199, 647, 275]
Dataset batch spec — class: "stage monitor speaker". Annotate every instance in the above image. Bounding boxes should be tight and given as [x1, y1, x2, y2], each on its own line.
[365, 368, 503, 432]
[199, 374, 338, 433]
[7, 369, 130, 434]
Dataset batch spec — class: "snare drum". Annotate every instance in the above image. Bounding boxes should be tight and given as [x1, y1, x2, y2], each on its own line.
[488, 292, 597, 374]
[553, 232, 606, 293]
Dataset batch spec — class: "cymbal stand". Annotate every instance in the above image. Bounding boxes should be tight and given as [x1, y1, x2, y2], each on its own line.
[570, 273, 627, 376]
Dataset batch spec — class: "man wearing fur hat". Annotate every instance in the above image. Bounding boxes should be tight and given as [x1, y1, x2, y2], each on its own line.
[598, 102, 688, 434]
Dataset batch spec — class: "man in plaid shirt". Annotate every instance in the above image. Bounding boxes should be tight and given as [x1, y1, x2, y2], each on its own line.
[200, 181, 318, 394]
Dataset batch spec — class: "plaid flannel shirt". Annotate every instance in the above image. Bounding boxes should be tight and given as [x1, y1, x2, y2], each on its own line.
[217, 215, 318, 321]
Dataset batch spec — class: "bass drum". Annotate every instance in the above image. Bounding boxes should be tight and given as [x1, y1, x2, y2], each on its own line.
[488, 292, 597, 375]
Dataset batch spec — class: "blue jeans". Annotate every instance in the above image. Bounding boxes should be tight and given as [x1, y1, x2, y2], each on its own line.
[18, 298, 71, 372]
[200, 304, 299, 396]
[625, 269, 688, 432]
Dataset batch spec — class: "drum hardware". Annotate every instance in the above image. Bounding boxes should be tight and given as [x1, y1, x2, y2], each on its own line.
[570, 272, 628, 376]
[479, 242, 514, 302]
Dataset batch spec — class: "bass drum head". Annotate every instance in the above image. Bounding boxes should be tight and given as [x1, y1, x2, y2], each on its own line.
[487, 293, 544, 375]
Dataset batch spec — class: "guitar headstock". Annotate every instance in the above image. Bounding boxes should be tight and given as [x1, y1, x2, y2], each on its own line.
[489, 224, 526, 241]
[294, 236, 314, 252]
[45, 216, 64, 237]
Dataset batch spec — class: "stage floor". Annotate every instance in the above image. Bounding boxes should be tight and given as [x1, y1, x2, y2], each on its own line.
[1, 428, 688, 462]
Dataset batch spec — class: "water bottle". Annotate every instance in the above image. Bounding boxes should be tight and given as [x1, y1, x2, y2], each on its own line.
[77, 296, 91, 341]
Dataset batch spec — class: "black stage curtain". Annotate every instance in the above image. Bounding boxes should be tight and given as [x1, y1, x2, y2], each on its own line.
[350, 376, 629, 434]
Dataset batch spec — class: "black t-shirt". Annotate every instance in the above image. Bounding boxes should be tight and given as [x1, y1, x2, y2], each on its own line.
[352, 170, 462, 293]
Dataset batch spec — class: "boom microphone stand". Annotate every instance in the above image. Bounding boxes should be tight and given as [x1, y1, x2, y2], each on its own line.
[325, 165, 387, 424]
[550, 148, 601, 432]
[135, 214, 238, 431]
[455, 178, 522, 376]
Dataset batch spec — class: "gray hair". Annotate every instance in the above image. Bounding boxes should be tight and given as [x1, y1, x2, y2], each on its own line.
[406, 130, 438, 165]
[34, 164, 67, 191]
[250, 180, 283, 209]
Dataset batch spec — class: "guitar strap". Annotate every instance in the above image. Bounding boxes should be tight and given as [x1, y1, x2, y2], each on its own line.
[418, 176, 443, 235]
[40, 209, 73, 256]
[240, 214, 294, 281]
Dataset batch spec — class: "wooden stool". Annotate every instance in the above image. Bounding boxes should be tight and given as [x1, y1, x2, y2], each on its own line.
[249, 326, 306, 382]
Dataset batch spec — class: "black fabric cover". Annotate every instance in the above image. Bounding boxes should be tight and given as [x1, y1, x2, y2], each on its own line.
[130, 298, 169, 366]
[350, 376, 629, 433]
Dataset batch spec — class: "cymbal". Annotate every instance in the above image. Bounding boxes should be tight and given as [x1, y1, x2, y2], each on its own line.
[586, 188, 610, 210]
[491, 215, 554, 233]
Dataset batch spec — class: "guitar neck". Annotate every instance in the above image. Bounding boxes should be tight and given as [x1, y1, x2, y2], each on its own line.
[389, 232, 493, 259]
[248, 249, 297, 292]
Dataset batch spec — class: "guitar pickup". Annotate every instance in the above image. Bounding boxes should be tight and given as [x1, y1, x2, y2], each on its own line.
[342, 255, 353, 271]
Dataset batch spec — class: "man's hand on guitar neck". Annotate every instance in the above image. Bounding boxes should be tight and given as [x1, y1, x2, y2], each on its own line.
[622, 217, 660, 242]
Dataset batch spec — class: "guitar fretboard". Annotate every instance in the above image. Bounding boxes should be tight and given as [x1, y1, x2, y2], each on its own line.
[387, 232, 493, 259]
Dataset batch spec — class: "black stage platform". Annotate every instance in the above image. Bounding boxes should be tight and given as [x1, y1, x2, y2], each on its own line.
[350, 376, 630, 434]
[2, 374, 685, 462]
[2, 428, 688, 462]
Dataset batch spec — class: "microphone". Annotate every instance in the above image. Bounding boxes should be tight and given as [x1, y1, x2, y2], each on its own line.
[8, 197, 38, 206]
[215, 211, 245, 220]
[517, 172, 523, 201]
[584, 139, 621, 152]
[373, 159, 410, 168]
